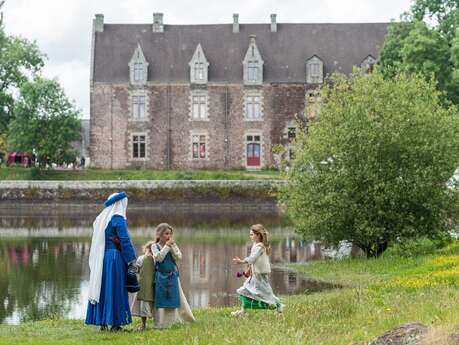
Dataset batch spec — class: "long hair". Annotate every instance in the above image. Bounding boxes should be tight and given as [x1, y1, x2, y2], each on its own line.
[155, 223, 174, 243]
[250, 224, 270, 255]
[143, 240, 156, 255]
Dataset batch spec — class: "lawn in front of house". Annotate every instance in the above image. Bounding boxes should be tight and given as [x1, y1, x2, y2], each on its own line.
[0, 166, 282, 181]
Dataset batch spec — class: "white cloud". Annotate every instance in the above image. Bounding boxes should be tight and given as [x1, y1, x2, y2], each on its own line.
[2, 0, 413, 119]
[43, 60, 89, 118]
[6, 0, 87, 43]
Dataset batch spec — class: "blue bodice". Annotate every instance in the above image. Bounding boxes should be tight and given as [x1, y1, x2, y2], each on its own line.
[104, 215, 136, 264]
[155, 243, 180, 308]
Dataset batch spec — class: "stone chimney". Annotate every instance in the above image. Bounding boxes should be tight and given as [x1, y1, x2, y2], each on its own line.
[233, 13, 239, 33]
[94, 14, 104, 33]
[270, 14, 277, 32]
[153, 13, 164, 32]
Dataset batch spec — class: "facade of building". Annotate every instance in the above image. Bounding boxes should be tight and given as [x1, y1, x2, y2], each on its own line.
[90, 13, 387, 169]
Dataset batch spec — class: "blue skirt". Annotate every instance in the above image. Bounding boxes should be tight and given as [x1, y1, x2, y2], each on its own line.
[85, 249, 132, 326]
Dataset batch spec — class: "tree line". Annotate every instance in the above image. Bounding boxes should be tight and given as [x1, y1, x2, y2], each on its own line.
[0, 24, 81, 167]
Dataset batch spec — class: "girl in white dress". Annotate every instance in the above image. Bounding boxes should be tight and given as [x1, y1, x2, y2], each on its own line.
[152, 223, 195, 328]
[232, 224, 284, 317]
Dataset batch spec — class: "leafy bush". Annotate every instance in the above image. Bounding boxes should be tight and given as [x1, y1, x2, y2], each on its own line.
[384, 237, 452, 258]
[283, 71, 459, 257]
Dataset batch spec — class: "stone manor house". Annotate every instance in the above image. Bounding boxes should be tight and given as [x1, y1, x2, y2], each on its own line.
[90, 13, 388, 169]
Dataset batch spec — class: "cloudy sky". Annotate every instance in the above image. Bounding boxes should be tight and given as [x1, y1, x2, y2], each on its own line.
[3, 0, 412, 119]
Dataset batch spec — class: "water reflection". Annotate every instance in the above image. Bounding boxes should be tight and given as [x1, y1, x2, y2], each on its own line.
[0, 207, 333, 324]
[0, 239, 86, 324]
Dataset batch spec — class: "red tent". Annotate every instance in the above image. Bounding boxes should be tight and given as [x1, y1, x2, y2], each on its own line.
[6, 152, 33, 167]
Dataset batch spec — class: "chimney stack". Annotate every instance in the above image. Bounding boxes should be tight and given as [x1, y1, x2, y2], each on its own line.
[270, 14, 277, 32]
[233, 13, 239, 33]
[153, 13, 164, 32]
[94, 14, 104, 33]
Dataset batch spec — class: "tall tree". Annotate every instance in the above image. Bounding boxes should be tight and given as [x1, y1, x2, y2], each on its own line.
[282, 71, 459, 257]
[8, 77, 81, 167]
[0, 26, 44, 134]
[411, 0, 459, 41]
[380, 0, 459, 104]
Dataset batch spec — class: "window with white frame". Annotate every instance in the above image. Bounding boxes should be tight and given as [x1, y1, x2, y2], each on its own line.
[133, 63, 144, 82]
[247, 61, 259, 82]
[192, 134, 207, 159]
[306, 55, 324, 84]
[247, 134, 261, 142]
[132, 135, 146, 159]
[132, 95, 145, 120]
[245, 95, 262, 120]
[194, 62, 205, 81]
[310, 63, 321, 78]
[191, 94, 207, 120]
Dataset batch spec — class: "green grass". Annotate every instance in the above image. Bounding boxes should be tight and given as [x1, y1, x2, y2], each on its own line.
[0, 167, 282, 181]
[2, 242, 459, 344]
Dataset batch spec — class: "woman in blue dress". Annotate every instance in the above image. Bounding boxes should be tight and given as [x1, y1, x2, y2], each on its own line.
[85, 192, 137, 331]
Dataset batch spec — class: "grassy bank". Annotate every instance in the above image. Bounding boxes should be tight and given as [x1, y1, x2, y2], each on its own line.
[2, 242, 459, 345]
[0, 167, 281, 180]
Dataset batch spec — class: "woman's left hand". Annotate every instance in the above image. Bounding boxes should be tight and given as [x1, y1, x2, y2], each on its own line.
[232, 256, 243, 264]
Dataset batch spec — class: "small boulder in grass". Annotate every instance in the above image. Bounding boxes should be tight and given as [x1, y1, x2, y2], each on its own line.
[368, 322, 428, 345]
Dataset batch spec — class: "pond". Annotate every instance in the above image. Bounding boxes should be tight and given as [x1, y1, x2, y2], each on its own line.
[0, 204, 336, 324]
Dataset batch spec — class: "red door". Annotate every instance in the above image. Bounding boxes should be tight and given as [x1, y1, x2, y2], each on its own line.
[247, 143, 260, 167]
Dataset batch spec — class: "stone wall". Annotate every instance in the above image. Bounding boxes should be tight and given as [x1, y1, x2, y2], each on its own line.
[0, 180, 286, 204]
[90, 82, 307, 169]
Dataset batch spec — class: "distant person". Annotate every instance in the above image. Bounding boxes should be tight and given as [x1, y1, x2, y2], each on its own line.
[85, 192, 137, 331]
[152, 223, 195, 328]
[130, 240, 156, 331]
[80, 156, 86, 168]
[232, 224, 284, 317]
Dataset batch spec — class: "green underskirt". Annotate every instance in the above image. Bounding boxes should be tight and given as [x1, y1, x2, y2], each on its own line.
[240, 295, 276, 310]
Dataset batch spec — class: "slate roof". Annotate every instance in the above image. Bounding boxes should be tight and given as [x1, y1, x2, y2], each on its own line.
[93, 22, 389, 83]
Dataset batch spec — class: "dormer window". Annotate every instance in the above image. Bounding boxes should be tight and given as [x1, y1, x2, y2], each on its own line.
[129, 44, 148, 86]
[310, 62, 321, 78]
[361, 55, 377, 74]
[134, 63, 144, 82]
[306, 55, 324, 84]
[247, 61, 259, 82]
[189, 44, 209, 84]
[194, 62, 205, 81]
[243, 35, 264, 85]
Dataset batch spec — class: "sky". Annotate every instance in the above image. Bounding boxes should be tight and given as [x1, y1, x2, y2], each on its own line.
[3, 0, 413, 119]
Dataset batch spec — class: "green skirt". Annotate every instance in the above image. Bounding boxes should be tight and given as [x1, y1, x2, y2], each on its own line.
[240, 295, 276, 310]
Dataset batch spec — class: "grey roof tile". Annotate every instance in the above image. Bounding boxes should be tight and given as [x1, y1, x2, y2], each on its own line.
[93, 23, 389, 83]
